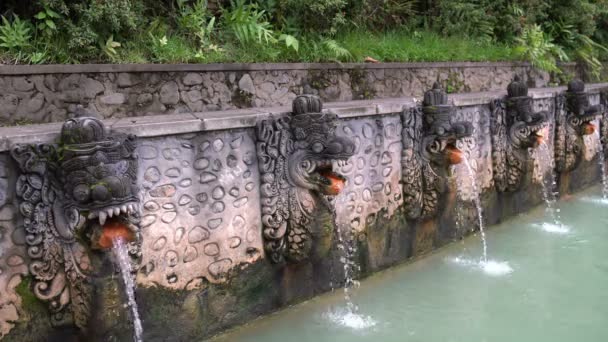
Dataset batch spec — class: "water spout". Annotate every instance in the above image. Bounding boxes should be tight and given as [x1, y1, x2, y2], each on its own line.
[112, 237, 143, 342]
[460, 157, 488, 262]
[597, 141, 608, 199]
[536, 143, 564, 228]
[327, 195, 375, 329]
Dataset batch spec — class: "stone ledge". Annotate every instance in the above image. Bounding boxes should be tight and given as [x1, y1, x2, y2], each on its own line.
[0, 61, 576, 75]
[1, 83, 606, 152]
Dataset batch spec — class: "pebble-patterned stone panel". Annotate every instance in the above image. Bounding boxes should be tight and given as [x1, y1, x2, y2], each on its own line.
[333, 115, 403, 232]
[136, 130, 263, 289]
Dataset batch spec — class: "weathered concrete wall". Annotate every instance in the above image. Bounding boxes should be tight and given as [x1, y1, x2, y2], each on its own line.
[0, 62, 579, 126]
[0, 83, 605, 341]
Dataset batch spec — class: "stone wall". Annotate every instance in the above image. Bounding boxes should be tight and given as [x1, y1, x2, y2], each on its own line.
[0, 62, 579, 126]
[0, 82, 606, 341]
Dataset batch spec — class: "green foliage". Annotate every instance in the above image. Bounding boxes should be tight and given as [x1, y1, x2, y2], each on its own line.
[101, 35, 121, 62]
[279, 34, 299, 52]
[515, 25, 568, 73]
[0, 0, 606, 71]
[222, 0, 276, 44]
[34, 3, 61, 37]
[282, 0, 348, 35]
[0, 15, 31, 53]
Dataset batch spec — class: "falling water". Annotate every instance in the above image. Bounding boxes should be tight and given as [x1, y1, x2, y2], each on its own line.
[535, 143, 566, 232]
[452, 157, 512, 276]
[112, 238, 143, 342]
[325, 196, 376, 330]
[597, 142, 608, 199]
[461, 157, 488, 262]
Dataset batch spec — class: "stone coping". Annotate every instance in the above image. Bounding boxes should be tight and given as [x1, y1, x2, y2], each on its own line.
[0, 61, 577, 75]
[1, 83, 606, 152]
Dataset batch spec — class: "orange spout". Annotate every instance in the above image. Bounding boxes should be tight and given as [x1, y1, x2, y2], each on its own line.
[582, 122, 596, 135]
[445, 145, 464, 165]
[534, 132, 545, 146]
[97, 220, 134, 249]
[319, 170, 346, 195]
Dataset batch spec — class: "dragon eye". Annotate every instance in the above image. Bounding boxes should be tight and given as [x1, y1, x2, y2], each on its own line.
[312, 142, 324, 153]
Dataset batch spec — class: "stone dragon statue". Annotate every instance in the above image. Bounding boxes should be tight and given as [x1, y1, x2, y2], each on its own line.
[491, 76, 549, 192]
[401, 83, 473, 220]
[256, 95, 355, 263]
[599, 89, 608, 159]
[555, 79, 602, 172]
[10, 114, 140, 331]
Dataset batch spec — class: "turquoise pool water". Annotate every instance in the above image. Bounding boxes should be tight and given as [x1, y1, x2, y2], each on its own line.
[213, 186, 608, 342]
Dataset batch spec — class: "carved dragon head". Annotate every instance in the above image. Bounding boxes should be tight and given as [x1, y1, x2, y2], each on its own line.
[10, 115, 140, 330]
[59, 117, 139, 234]
[288, 95, 356, 196]
[421, 83, 473, 167]
[566, 79, 601, 136]
[257, 95, 355, 263]
[506, 76, 549, 149]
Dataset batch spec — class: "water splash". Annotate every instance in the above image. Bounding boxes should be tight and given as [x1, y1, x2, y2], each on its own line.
[448, 256, 514, 277]
[323, 307, 377, 330]
[531, 222, 571, 234]
[459, 157, 488, 262]
[326, 195, 376, 330]
[535, 143, 564, 228]
[112, 238, 143, 342]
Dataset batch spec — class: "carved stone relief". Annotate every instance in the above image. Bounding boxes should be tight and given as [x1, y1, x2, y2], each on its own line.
[555, 80, 602, 172]
[256, 95, 356, 263]
[529, 97, 556, 184]
[136, 130, 263, 289]
[10, 116, 140, 331]
[0, 155, 28, 338]
[402, 83, 474, 218]
[333, 115, 403, 233]
[490, 76, 549, 192]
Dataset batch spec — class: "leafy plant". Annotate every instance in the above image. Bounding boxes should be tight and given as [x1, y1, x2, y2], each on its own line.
[34, 3, 60, 37]
[222, 0, 276, 44]
[101, 35, 121, 61]
[279, 34, 299, 52]
[0, 15, 31, 53]
[515, 25, 568, 73]
[322, 39, 352, 61]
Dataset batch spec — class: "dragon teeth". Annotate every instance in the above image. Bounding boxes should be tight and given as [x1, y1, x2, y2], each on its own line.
[121, 205, 128, 214]
[114, 207, 120, 216]
[107, 208, 113, 218]
[99, 212, 107, 226]
[88, 212, 98, 219]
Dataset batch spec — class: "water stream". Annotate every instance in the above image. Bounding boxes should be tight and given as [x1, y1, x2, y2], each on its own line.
[597, 141, 608, 199]
[534, 143, 567, 233]
[460, 157, 488, 262]
[325, 195, 376, 330]
[453, 157, 512, 276]
[112, 237, 144, 342]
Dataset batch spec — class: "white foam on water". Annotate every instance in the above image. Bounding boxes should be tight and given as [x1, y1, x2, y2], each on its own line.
[532, 222, 571, 234]
[580, 196, 608, 206]
[479, 260, 514, 276]
[324, 307, 377, 330]
[448, 257, 513, 276]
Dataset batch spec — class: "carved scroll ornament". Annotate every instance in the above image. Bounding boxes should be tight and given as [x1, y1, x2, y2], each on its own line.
[491, 76, 549, 192]
[256, 95, 355, 263]
[401, 83, 473, 220]
[10, 115, 140, 330]
[555, 79, 602, 172]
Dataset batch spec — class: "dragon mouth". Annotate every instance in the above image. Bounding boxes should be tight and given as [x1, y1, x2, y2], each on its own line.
[582, 122, 596, 135]
[312, 160, 347, 196]
[86, 201, 138, 226]
[445, 144, 464, 165]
